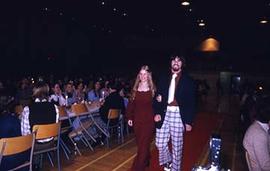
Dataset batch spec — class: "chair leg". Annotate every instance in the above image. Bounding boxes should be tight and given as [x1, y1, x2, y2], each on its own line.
[39, 154, 43, 169]
[57, 145, 61, 171]
[60, 140, 70, 160]
[82, 134, 94, 151]
[69, 136, 82, 156]
[60, 138, 71, 154]
[121, 123, 124, 143]
[93, 121, 110, 137]
[83, 128, 97, 143]
[117, 126, 121, 144]
[47, 152, 54, 167]
[79, 135, 89, 147]
[106, 136, 109, 148]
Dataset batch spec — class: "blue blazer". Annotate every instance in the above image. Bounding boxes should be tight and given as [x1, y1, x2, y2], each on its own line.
[0, 113, 30, 171]
[153, 71, 196, 129]
[0, 113, 21, 138]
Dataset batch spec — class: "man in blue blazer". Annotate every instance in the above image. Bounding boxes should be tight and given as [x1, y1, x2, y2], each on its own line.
[153, 55, 196, 171]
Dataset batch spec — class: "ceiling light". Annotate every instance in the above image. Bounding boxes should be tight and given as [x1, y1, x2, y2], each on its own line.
[200, 38, 220, 52]
[198, 22, 205, 26]
[260, 19, 268, 24]
[181, 1, 190, 6]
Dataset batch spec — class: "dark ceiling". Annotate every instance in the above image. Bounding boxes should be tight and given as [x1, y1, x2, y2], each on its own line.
[0, 0, 269, 75]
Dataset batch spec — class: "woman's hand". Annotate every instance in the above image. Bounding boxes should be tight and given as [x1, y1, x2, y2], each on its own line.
[154, 114, 161, 122]
[128, 120, 133, 127]
[185, 124, 192, 131]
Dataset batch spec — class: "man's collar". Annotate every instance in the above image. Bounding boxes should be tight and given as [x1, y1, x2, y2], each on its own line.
[35, 98, 48, 102]
[256, 121, 269, 133]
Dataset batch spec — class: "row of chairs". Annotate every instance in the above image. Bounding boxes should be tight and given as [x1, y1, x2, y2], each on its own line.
[59, 103, 125, 154]
[9, 103, 126, 170]
[0, 122, 61, 171]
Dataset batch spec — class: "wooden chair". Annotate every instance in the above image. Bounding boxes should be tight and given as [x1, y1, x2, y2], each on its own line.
[85, 103, 110, 138]
[106, 109, 124, 148]
[57, 106, 72, 160]
[33, 123, 61, 171]
[0, 133, 35, 171]
[68, 103, 96, 155]
[71, 103, 90, 115]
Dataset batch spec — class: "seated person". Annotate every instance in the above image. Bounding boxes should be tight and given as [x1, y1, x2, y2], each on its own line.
[87, 80, 102, 102]
[75, 82, 86, 103]
[243, 97, 270, 171]
[0, 101, 29, 171]
[49, 83, 66, 106]
[100, 81, 125, 124]
[64, 82, 76, 106]
[21, 81, 59, 142]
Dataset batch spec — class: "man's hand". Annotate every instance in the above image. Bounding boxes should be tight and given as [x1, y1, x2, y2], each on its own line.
[185, 124, 192, 131]
[156, 94, 162, 102]
[154, 114, 161, 122]
[128, 120, 133, 127]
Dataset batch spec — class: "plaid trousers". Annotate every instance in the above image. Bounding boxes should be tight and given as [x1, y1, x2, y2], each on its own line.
[155, 106, 184, 171]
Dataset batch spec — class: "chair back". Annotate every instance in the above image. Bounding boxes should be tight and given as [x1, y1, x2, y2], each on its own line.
[57, 106, 68, 118]
[0, 134, 35, 171]
[107, 109, 121, 120]
[0, 134, 35, 156]
[245, 150, 252, 171]
[15, 105, 24, 115]
[33, 123, 61, 140]
[71, 103, 88, 115]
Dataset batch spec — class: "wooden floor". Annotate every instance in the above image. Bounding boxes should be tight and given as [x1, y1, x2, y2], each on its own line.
[42, 95, 248, 171]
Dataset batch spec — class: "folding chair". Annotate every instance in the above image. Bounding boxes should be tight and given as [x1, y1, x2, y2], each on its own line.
[85, 103, 109, 138]
[68, 103, 96, 155]
[106, 109, 124, 148]
[58, 106, 72, 160]
[0, 133, 35, 171]
[33, 122, 61, 171]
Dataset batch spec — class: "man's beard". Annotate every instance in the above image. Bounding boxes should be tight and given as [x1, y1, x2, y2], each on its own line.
[172, 66, 180, 72]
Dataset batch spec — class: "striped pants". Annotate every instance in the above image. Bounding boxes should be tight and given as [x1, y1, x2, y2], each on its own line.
[155, 106, 184, 171]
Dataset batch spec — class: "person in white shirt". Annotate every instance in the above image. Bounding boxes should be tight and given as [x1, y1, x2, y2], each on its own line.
[49, 83, 66, 106]
[21, 81, 59, 142]
[243, 97, 270, 171]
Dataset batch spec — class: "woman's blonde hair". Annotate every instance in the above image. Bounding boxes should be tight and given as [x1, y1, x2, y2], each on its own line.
[132, 65, 156, 98]
[32, 82, 50, 100]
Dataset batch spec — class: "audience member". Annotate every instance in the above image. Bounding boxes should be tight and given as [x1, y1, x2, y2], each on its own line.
[243, 97, 270, 171]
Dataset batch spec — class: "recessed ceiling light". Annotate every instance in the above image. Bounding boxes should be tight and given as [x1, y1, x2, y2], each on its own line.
[199, 22, 205, 26]
[260, 19, 268, 24]
[181, 1, 190, 6]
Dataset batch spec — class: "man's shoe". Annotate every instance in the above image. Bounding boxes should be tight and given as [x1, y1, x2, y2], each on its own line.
[163, 162, 172, 171]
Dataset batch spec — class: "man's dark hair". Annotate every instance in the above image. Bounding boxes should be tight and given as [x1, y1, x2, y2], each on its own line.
[108, 81, 122, 92]
[255, 97, 270, 123]
[170, 54, 186, 68]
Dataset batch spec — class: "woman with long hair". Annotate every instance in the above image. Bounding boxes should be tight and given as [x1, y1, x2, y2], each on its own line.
[127, 65, 156, 171]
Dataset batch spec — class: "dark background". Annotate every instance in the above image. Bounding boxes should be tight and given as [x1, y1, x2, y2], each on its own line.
[0, 0, 269, 78]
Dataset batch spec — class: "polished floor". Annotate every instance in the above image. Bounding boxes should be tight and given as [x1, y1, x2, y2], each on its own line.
[42, 95, 248, 171]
